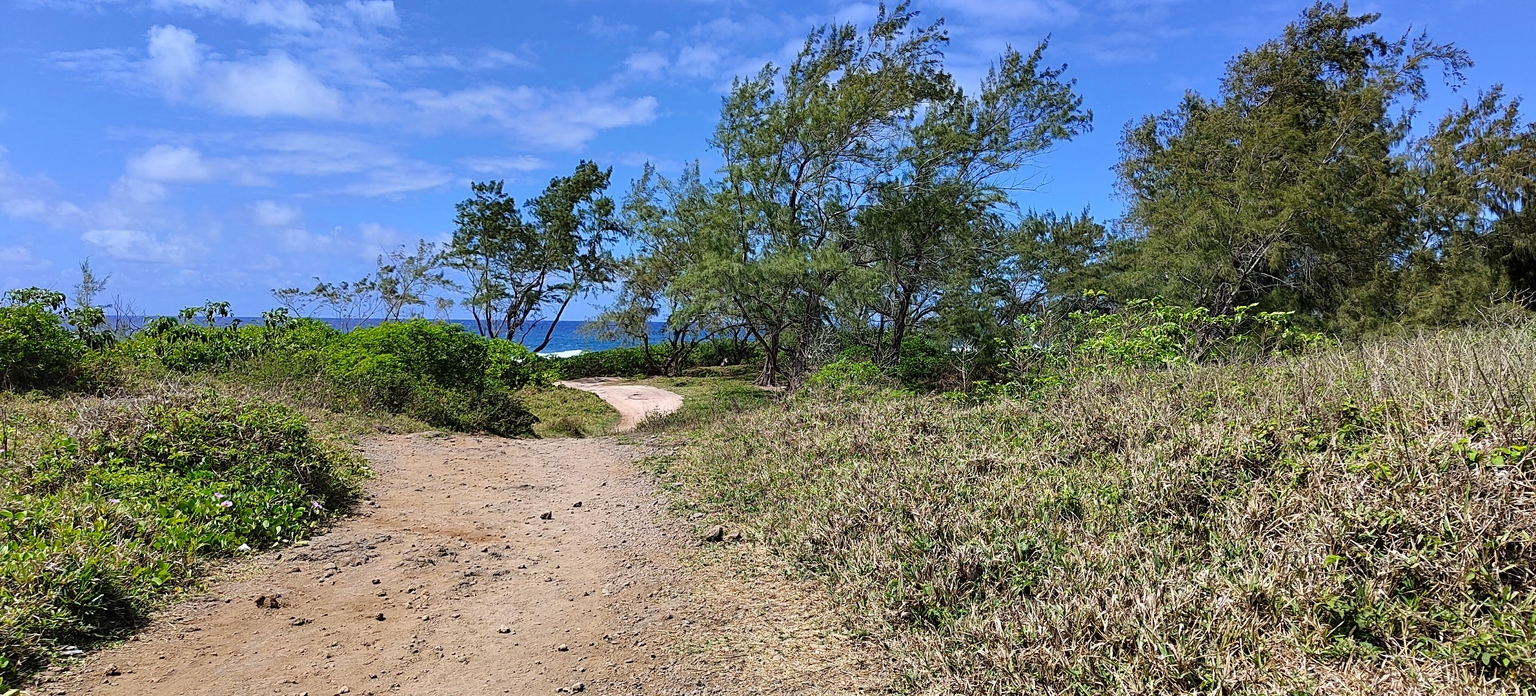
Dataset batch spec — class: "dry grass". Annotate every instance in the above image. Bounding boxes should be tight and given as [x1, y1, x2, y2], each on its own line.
[652, 326, 1536, 694]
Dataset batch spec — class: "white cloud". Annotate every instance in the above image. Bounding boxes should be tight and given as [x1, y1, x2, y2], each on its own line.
[932, 0, 1080, 24]
[674, 44, 723, 78]
[135, 25, 347, 117]
[624, 51, 670, 78]
[0, 245, 49, 271]
[345, 0, 397, 27]
[0, 147, 90, 226]
[82, 228, 187, 263]
[357, 221, 404, 260]
[150, 0, 321, 31]
[252, 199, 302, 226]
[146, 25, 203, 97]
[583, 15, 636, 38]
[459, 155, 550, 175]
[249, 131, 452, 195]
[126, 144, 217, 182]
[407, 86, 658, 149]
[203, 51, 344, 117]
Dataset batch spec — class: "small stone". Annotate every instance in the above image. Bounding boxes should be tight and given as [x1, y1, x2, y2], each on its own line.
[375, 613, 386, 621]
[497, 626, 511, 634]
[689, 512, 705, 520]
[539, 511, 553, 520]
[725, 530, 743, 542]
[336, 687, 351, 695]
[104, 664, 121, 677]
[372, 578, 381, 585]
[572, 682, 585, 693]
[703, 526, 724, 543]
[556, 643, 568, 652]
[571, 501, 582, 508]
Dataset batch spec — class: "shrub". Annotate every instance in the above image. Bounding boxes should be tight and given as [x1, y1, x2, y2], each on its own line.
[805, 358, 888, 392]
[0, 393, 363, 682]
[323, 320, 537, 436]
[0, 303, 82, 392]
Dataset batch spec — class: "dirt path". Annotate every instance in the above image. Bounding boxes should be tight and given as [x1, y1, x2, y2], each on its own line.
[556, 379, 683, 431]
[35, 391, 889, 696]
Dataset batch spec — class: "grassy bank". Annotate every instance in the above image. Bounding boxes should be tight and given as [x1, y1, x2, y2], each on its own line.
[653, 326, 1536, 694]
[0, 389, 369, 685]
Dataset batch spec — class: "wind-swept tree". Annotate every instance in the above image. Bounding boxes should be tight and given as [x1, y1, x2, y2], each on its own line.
[674, 2, 1089, 385]
[1115, 2, 1470, 329]
[445, 161, 622, 351]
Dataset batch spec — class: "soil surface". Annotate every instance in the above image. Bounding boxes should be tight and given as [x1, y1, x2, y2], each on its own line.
[32, 389, 888, 696]
[555, 379, 684, 432]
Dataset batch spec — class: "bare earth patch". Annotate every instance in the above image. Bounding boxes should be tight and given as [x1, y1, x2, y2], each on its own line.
[556, 379, 684, 432]
[33, 390, 886, 695]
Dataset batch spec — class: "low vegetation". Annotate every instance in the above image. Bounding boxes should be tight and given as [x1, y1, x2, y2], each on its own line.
[652, 324, 1536, 693]
[518, 385, 621, 438]
[0, 390, 365, 682]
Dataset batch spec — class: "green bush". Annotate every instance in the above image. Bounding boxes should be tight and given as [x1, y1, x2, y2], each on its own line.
[121, 314, 340, 374]
[0, 303, 82, 392]
[552, 345, 652, 379]
[805, 358, 888, 392]
[0, 394, 363, 682]
[323, 320, 537, 436]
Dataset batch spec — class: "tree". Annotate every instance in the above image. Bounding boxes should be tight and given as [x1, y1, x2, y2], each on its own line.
[272, 278, 382, 331]
[1115, 2, 1469, 329]
[1395, 87, 1536, 325]
[74, 260, 109, 310]
[375, 240, 454, 322]
[599, 163, 741, 376]
[445, 162, 622, 351]
[680, 2, 1089, 385]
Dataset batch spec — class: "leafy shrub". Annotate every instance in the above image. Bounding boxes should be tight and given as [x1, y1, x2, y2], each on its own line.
[805, 358, 888, 392]
[121, 312, 340, 374]
[552, 346, 652, 379]
[323, 319, 537, 436]
[0, 303, 82, 392]
[551, 338, 762, 380]
[0, 394, 362, 682]
[485, 338, 556, 389]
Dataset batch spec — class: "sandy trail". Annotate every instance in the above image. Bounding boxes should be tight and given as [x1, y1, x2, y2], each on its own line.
[37, 387, 887, 696]
[556, 379, 683, 432]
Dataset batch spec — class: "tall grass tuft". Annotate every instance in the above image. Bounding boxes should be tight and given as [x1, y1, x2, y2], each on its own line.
[657, 325, 1536, 694]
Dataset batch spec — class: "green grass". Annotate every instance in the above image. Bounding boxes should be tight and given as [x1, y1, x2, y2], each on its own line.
[651, 326, 1536, 694]
[518, 385, 622, 438]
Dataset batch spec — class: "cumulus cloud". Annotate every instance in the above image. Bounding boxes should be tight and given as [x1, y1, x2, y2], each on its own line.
[82, 228, 187, 262]
[126, 144, 217, 182]
[203, 52, 344, 117]
[136, 25, 347, 117]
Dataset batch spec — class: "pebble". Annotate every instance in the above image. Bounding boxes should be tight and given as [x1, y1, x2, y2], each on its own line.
[539, 511, 554, 520]
[556, 643, 568, 652]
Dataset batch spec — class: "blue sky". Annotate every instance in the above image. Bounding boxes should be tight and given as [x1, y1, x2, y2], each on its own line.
[2, 0, 1532, 317]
